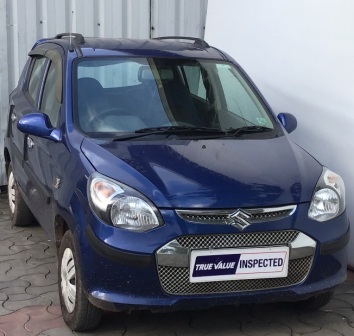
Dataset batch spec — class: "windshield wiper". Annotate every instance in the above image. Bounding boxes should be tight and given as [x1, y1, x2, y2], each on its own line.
[135, 126, 224, 133]
[225, 126, 273, 136]
[113, 126, 225, 141]
[112, 125, 272, 141]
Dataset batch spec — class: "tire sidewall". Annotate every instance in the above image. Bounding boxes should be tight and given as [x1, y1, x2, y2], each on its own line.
[7, 162, 34, 227]
[7, 164, 16, 220]
[58, 230, 84, 329]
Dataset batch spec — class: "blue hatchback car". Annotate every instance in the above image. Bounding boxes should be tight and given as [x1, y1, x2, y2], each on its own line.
[3, 33, 349, 331]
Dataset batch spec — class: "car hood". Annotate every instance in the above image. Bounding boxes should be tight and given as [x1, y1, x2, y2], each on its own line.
[81, 136, 322, 209]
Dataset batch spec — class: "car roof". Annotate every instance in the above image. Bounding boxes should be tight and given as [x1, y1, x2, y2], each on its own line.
[32, 33, 227, 60]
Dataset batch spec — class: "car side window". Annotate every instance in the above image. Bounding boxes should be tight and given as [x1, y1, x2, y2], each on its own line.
[182, 65, 207, 100]
[40, 62, 61, 126]
[27, 57, 47, 104]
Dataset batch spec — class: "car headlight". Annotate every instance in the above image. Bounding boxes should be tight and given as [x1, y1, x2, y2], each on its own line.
[308, 168, 345, 222]
[88, 173, 163, 232]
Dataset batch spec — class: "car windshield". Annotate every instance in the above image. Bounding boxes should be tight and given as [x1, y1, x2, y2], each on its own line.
[73, 57, 278, 138]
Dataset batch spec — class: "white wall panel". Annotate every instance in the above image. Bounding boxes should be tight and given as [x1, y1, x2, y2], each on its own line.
[205, 0, 354, 266]
[0, 0, 208, 185]
[151, 0, 208, 38]
[0, 0, 8, 187]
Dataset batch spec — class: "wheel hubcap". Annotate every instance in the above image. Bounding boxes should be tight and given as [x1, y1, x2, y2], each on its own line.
[61, 247, 76, 313]
[8, 171, 16, 214]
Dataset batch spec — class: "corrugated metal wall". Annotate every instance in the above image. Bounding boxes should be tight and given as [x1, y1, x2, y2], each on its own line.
[0, 0, 208, 185]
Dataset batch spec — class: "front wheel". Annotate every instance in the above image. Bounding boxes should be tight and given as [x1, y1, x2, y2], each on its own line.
[58, 230, 102, 331]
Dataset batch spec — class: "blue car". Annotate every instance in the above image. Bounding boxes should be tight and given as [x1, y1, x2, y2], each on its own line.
[3, 33, 349, 331]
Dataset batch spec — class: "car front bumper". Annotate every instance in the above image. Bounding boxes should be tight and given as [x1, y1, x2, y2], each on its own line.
[77, 205, 349, 312]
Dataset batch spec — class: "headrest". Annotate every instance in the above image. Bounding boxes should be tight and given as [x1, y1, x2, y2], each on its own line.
[138, 66, 174, 82]
[77, 77, 103, 93]
[159, 68, 173, 81]
[138, 66, 154, 82]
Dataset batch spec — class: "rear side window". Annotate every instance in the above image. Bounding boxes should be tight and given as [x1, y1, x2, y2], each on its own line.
[27, 57, 47, 104]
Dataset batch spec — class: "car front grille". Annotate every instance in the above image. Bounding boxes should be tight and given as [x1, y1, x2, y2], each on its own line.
[158, 256, 312, 295]
[176, 205, 296, 225]
[156, 230, 314, 295]
[177, 230, 299, 249]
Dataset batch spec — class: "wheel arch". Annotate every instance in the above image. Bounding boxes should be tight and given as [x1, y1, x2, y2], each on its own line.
[55, 215, 70, 250]
[4, 147, 11, 175]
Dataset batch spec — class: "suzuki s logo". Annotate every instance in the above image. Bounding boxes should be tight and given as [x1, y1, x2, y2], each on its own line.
[226, 209, 251, 230]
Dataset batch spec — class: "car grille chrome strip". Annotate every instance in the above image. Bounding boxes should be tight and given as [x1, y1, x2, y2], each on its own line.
[156, 230, 316, 295]
[176, 205, 297, 224]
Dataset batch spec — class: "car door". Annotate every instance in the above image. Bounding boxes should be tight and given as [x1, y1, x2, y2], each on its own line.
[9, 56, 47, 193]
[23, 49, 64, 237]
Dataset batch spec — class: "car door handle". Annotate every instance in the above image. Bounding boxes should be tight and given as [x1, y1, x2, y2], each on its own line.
[11, 113, 17, 122]
[27, 137, 34, 149]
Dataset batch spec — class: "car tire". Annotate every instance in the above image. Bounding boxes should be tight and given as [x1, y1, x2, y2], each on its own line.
[58, 230, 102, 331]
[7, 163, 35, 227]
[297, 289, 335, 310]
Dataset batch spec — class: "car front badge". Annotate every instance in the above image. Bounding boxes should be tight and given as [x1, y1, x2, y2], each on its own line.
[225, 209, 251, 230]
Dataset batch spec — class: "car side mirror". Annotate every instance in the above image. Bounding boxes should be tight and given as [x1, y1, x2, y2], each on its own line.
[17, 112, 61, 142]
[277, 113, 297, 133]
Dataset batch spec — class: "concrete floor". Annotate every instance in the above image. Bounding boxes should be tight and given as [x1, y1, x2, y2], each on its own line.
[0, 191, 353, 336]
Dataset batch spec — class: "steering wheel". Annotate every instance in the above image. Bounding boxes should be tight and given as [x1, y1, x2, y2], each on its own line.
[87, 107, 131, 126]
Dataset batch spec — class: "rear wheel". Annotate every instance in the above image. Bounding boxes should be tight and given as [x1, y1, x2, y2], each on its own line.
[297, 290, 335, 310]
[58, 230, 102, 331]
[7, 163, 34, 226]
